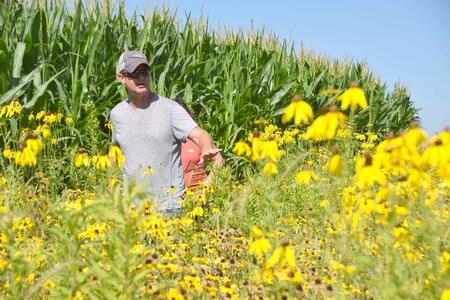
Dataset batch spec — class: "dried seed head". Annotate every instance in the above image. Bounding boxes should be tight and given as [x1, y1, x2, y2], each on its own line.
[331, 146, 339, 155]
[350, 81, 359, 88]
[364, 153, 373, 166]
[320, 107, 330, 115]
[387, 132, 395, 139]
[292, 94, 302, 102]
[409, 121, 419, 128]
[328, 105, 338, 113]
[26, 133, 38, 140]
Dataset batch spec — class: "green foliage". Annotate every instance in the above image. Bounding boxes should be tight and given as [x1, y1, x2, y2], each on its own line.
[0, 0, 419, 154]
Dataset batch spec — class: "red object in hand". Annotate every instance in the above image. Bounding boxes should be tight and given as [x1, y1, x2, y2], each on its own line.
[181, 139, 208, 188]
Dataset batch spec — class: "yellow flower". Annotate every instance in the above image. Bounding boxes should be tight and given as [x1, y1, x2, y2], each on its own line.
[320, 199, 329, 207]
[355, 153, 386, 189]
[74, 149, 90, 168]
[43, 112, 63, 124]
[263, 162, 278, 176]
[440, 251, 450, 273]
[43, 279, 56, 289]
[337, 83, 368, 110]
[165, 288, 185, 300]
[328, 148, 343, 175]
[249, 130, 264, 161]
[65, 116, 73, 125]
[190, 206, 204, 219]
[168, 186, 176, 194]
[260, 139, 282, 162]
[0, 232, 7, 244]
[422, 138, 448, 168]
[15, 142, 38, 167]
[25, 134, 43, 154]
[356, 133, 366, 141]
[219, 283, 237, 298]
[266, 240, 296, 269]
[394, 205, 409, 216]
[91, 153, 111, 170]
[35, 125, 51, 139]
[36, 110, 46, 120]
[143, 166, 154, 176]
[0, 100, 22, 118]
[249, 226, 272, 259]
[2, 148, 13, 159]
[367, 132, 379, 142]
[78, 223, 108, 241]
[441, 288, 450, 300]
[282, 94, 313, 125]
[108, 145, 125, 167]
[295, 167, 317, 185]
[232, 139, 251, 157]
[12, 217, 33, 232]
[109, 177, 120, 187]
[305, 106, 346, 142]
[105, 121, 113, 130]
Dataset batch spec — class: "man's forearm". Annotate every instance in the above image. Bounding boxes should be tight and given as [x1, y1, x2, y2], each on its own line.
[189, 127, 215, 151]
[189, 127, 224, 166]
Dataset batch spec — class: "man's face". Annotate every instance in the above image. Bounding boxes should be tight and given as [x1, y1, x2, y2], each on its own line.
[118, 64, 150, 94]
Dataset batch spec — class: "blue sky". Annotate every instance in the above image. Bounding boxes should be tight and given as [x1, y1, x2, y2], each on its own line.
[126, 0, 449, 134]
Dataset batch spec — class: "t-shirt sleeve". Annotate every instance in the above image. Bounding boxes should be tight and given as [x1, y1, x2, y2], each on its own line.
[171, 102, 198, 143]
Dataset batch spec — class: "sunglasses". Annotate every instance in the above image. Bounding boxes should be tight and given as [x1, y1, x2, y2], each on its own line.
[124, 68, 150, 79]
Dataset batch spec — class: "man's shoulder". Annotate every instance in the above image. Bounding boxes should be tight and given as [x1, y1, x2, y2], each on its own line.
[153, 94, 176, 107]
[110, 99, 128, 116]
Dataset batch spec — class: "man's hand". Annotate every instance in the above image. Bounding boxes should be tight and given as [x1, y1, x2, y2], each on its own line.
[188, 127, 225, 167]
[199, 148, 224, 166]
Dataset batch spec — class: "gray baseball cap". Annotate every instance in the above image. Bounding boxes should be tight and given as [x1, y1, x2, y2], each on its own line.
[117, 51, 149, 74]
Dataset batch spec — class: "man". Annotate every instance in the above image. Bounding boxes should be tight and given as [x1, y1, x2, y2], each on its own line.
[110, 51, 224, 214]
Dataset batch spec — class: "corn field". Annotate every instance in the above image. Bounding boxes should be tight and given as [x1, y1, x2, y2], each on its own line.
[1, 1, 449, 299]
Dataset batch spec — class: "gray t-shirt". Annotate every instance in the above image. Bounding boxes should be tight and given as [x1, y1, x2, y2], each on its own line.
[110, 93, 198, 210]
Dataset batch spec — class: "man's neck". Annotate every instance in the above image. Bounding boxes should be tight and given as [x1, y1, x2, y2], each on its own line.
[129, 91, 152, 109]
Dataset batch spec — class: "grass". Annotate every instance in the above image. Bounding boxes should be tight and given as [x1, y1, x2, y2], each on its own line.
[0, 1, 448, 299]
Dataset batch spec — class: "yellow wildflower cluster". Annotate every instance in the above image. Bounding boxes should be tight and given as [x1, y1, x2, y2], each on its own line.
[29, 111, 64, 124]
[14, 134, 43, 167]
[233, 123, 300, 176]
[78, 223, 109, 241]
[0, 83, 448, 299]
[0, 100, 22, 118]
[74, 145, 125, 170]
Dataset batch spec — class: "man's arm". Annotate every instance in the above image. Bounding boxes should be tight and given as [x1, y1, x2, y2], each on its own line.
[188, 127, 224, 167]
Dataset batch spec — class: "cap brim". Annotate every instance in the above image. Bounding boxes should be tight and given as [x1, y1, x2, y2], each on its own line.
[124, 59, 150, 73]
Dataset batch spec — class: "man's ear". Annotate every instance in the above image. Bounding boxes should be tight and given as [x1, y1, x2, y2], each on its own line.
[117, 73, 126, 84]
